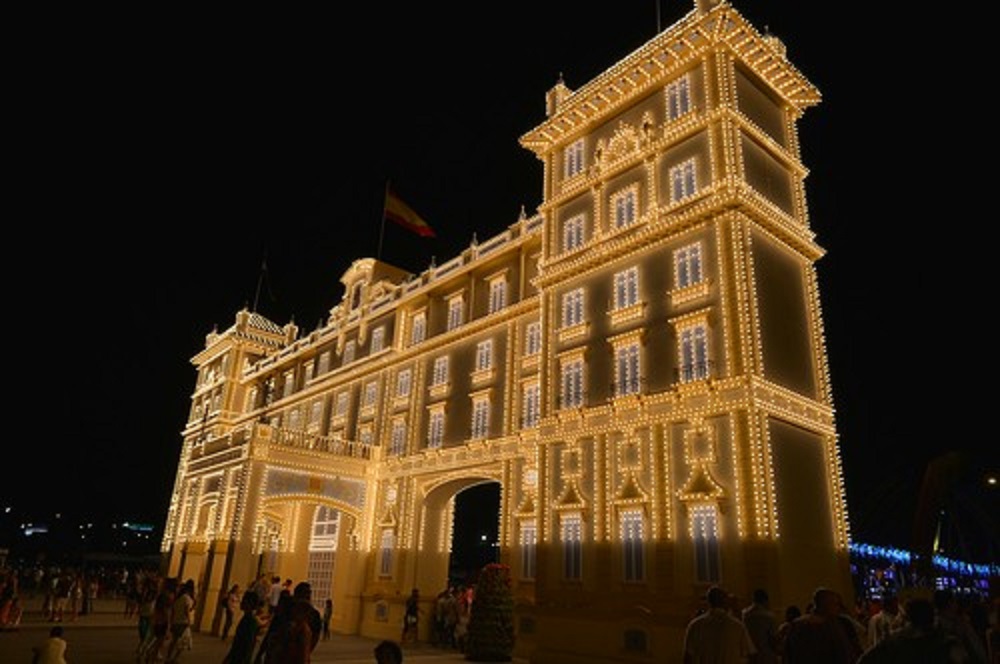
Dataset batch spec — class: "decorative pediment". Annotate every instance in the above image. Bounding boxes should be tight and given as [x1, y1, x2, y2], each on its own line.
[614, 472, 648, 503]
[516, 493, 536, 515]
[378, 505, 398, 527]
[677, 463, 725, 502]
[553, 479, 587, 510]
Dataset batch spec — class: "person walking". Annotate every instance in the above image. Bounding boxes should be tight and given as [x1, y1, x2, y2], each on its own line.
[140, 576, 177, 663]
[255, 582, 321, 663]
[858, 597, 970, 663]
[267, 576, 283, 615]
[223, 592, 266, 664]
[683, 585, 756, 663]
[165, 578, 196, 663]
[776, 605, 802, 660]
[401, 588, 420, 645]
[742, 588, 778, 664]
[866, 595, 903, 649]
[322, 598, 333, 640]
[934, 589, 988, 664]
[221, 584, 242, 641]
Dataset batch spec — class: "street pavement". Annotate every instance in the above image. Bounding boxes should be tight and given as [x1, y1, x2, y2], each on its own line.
[0, 595, 528, 664]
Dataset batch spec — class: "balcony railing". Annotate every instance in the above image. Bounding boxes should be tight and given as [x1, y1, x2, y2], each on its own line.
[255, 423, 372, 459]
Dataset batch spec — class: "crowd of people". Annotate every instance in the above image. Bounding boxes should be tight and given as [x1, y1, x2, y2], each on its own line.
[215, 573, 406, 663]
[682, 584, 999, 663]
[425, 583, 475, 653]
[2, 563, 409, 663]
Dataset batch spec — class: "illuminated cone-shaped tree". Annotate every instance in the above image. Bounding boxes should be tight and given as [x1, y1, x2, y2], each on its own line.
[465, 563, 515, 662]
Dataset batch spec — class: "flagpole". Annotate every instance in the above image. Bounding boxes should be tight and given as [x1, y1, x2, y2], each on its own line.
[377, 179, 390, 261]
[252, 251, 267, 313]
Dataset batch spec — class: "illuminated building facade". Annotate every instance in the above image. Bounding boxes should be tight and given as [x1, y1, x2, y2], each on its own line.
[161, 1, 852, 661]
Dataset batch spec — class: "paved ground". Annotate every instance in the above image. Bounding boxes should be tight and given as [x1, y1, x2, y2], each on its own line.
[0, 595, 527, 664]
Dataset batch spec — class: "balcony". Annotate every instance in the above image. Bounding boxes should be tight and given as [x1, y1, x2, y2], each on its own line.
[471, 366, 496, 387]
[254, 423, 372, 459]
[609, 302, 646, 327]
[429, 381, 451, 400]
[669, 281, 710, 307]
[557, 322, 589, 344]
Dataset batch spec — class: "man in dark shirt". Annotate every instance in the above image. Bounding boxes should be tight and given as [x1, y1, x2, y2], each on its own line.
[783, 587, 856, 664]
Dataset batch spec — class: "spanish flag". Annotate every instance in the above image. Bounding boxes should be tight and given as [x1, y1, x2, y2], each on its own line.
[384, 188, 435, 238]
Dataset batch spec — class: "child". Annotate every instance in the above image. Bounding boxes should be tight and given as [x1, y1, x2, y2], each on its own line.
[322, 598, 333, 640]
[32, 625, 68, 664]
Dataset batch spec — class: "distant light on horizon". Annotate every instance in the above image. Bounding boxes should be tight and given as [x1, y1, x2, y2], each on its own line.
[988, 476, 997, 486]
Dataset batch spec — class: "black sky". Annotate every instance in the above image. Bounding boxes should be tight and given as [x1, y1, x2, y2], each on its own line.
[7, 2, 997, 562]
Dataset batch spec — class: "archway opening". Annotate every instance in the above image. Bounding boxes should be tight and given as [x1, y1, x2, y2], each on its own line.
[448, 482, 500, 587]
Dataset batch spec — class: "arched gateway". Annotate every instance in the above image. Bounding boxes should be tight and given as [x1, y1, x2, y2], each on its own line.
[161, 3, 852, 661]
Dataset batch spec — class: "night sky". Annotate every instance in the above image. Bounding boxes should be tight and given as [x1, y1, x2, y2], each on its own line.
[7, 2, 997, 563]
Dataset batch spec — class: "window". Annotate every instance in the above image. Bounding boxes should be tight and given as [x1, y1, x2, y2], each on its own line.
[428, 409, 445, 449]
[560, 358, 584, 408]
[343, 340, 356, 364]
[675, 242, 704, 289]
[307, 507, 339, 605]
[621, 509, 645, 582]
[564, 138, 585, 179]
[562, 289, 584, 328]
[308, 400, 322, 431]
[350, 283, 364, 311]
[371, 327, 385, 353]
[288, 408, 301, 430]
[612, 186, 638, 229]
[396, 369, 412, 398]
[410, 311, 426, 345]
[475, 339, 494, 372]
[613, 267, 639, 310]
[379, 529, 395, 576]
[670, 158, 697, 203]
[245, 387, 258, 413]
[447, 296, 464, 331]
[282, 370, 295, 398]
[665, 73, 692, 121]
[520, 520, 537, 580]
[390, 420, 407, 456]
[488, 278, 507, 314]
[525, 321, 542, 356]
[335, 392, 349, 416]
[358, 426, 373, 447]
[471, 397, 491, 440]
[317, 351, 330, 375]
[615, 343, 641, 396]
[563, 214, 585, 252]
[522, 382, 540, 429]
[680, 324, 709, 382]
[363, 381, 378, 407]
[691, 505, 721, 583]
[431, 356, 449, 386]
[561, 514, 583, 580]
[303, 362, 314, 384]
[311, 505, 340, 542]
